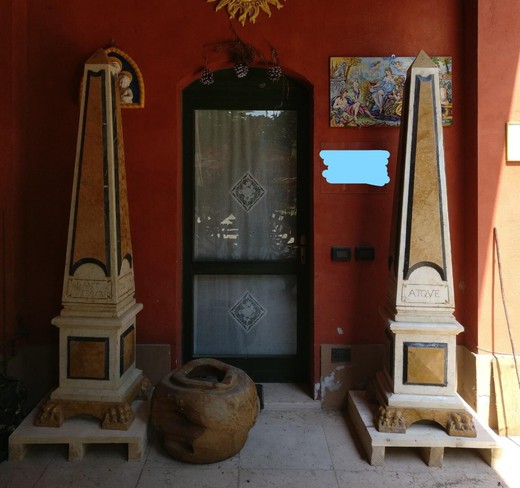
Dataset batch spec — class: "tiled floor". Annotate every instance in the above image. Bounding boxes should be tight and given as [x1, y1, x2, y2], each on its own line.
[2, 384, 519, 488]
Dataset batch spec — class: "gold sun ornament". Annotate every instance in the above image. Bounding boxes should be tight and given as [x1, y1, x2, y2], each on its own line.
[207, 0, 285, 26]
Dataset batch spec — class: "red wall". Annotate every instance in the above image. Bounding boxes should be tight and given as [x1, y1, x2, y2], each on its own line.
[474, 0, 520, 355]
[0, 0, 14, 345]
[1, 0, 26, 345]
[10, 0, 467, 384]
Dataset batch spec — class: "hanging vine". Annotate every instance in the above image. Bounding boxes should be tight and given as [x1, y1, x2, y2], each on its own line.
[198, 33, 283, 85]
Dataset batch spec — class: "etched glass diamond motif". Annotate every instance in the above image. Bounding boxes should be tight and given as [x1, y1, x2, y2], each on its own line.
[229, 291, 266, 333]
[230, 172, 266, 212]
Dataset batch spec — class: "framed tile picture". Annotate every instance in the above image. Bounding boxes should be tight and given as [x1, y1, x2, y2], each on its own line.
[330, 56, 452, 127]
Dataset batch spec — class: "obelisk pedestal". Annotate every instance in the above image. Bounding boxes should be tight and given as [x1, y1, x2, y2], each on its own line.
[373, 320, 474, 436]
[371, 51, 476, 437]
[35, 49, 148, 430]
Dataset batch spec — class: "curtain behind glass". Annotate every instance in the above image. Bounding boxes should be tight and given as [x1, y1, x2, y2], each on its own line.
[194, 110, 298, 261]
[194, 275, 297, 356]
[192, 110, 299, 357]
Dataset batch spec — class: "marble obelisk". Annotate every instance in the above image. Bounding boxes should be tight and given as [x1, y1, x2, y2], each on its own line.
[374, 51, 476, 437]
[35, 49, 147, 430]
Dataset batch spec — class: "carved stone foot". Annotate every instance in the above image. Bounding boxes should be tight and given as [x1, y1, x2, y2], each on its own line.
[34, 398, 136, 430]
[137, 377, 153, 400]
[101, 403, 135, 430]
[447, 411, 476, 436]
[376, 406, 406, 433]
[34, 400, 65, 427]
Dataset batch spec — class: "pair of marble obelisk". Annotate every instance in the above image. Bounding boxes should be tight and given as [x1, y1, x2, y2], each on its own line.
[35, 50, 147, 430]
[374, 51, 476, 437]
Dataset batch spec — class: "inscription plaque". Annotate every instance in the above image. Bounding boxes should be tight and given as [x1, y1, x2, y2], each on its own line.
[67, 278, 112, 299]
[401, 284, 448, 304]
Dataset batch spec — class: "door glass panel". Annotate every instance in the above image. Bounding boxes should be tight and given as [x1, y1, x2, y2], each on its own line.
[194, 110, 297, 261]
[193, 275, 297, 356]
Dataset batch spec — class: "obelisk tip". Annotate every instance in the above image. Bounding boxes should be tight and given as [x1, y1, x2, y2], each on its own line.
[411, 50, 437, 69]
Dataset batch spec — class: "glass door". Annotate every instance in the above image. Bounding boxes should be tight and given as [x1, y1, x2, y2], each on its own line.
[183, 70, 310, 382]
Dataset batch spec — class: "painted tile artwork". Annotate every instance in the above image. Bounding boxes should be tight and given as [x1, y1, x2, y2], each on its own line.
[330, 56, 452, 127]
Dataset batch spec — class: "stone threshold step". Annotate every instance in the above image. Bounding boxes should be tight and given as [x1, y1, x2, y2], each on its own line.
[260, 383, 321, 411]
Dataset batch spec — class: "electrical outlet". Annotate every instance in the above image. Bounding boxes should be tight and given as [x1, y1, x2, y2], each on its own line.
[331, 347, 351, 363]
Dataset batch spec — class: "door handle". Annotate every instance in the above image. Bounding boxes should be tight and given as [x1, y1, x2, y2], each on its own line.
[300, 235, 306, 264]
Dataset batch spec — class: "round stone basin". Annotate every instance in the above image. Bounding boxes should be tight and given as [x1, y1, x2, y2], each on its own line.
[151, 358, 259, 464]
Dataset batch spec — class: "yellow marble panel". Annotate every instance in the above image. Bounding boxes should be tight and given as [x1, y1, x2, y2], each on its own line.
[121, 327, 135, 374]
[68, 338, 108, 379]
[408, 77, 443, 274]
[406, 344, 446, 385]
[72, 73, 107, 271]
[116, 104, 133, 274]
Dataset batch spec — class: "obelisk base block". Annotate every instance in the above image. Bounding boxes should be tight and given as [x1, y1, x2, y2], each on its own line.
[371, 315, 477, 437]
[373, 371, 477, 437]
[35, 374, 151, 430]
[34, 303, 150, 430]
[384, 318, 463, 396]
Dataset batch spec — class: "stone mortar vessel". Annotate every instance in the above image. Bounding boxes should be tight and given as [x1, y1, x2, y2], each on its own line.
[151, 358, 259, 464]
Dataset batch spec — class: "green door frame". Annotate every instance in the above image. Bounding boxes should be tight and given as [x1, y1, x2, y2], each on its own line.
[182, 68, 311, 382]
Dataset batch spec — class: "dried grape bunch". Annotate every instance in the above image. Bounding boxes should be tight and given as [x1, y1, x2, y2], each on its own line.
[268, 64, 282, 81]
[200, 68, 215, 85]
[234, 63, 249, 78]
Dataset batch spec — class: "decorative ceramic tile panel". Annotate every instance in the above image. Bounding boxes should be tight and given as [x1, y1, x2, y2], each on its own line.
[230, 172, 266, 212]
[229, 291, 266, 333]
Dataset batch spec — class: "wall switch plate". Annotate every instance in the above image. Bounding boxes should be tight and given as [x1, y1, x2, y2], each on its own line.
[331, 246, 351, 262]
[355, 246, 375, 261]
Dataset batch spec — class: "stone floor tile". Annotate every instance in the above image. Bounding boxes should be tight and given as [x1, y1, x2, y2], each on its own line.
[7, 443, 64, 465]
[0, 464, 46, 488]
[321, 411, 379, 471]
[429, 468, 510, 488]
[336, 469, 436, 488]
[137, 467, 238, 488]
[239, 468, 339, 488]
[239, 410, 333, 470]
[492, 437, 520, 488]
[261, 383, 320, 410]
[33, 464, 142, 488]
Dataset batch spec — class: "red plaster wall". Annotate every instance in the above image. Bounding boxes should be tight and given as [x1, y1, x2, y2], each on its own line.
[461, 1, 479, 356]
[10, 0, 467, 383]
[1, 0, 27, 345]
[474, 0, 520, 355]
[0, 0, 14, 344]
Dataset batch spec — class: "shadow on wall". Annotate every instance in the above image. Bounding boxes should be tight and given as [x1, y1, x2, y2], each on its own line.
[6, 344, 59, 411]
